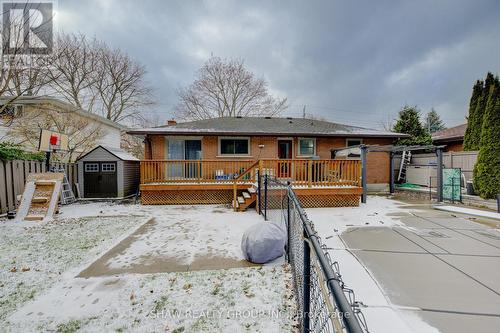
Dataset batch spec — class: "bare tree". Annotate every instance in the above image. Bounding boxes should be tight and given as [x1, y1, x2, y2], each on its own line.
[379, 113, 395, 132]
[94, 45, 154, 123]
[44, 33, 154, 123]
[47, 33, 100, 112]
[175, 56, 287, 120]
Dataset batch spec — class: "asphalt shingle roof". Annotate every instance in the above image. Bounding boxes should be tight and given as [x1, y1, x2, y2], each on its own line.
[432, 124, 467, 142]
[128, 117, 407, 138]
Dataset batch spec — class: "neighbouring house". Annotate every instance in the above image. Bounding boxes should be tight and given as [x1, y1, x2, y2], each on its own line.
[128, 117, 407, 209]
[0, 96, 125, 160]
[76, 145, 140, 199]
[432, 124, 467, 152]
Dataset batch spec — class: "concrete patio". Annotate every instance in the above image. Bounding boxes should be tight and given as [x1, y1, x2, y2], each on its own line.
[309, 197, 500, 333]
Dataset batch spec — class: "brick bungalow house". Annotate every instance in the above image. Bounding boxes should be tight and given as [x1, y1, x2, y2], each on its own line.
[128, 117, 407, 209]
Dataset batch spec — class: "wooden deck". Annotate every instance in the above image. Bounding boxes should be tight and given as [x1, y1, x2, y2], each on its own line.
[139, 159, 362, 208]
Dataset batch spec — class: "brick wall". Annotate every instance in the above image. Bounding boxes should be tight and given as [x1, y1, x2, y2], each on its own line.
[146, 134, 394, 185]
[364, 138, 392, 184]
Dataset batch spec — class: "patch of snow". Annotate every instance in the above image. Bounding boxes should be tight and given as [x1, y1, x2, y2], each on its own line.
[435, 205, 500, 221]
[106, 205, 263, 269]
[308, 196, 411, 239]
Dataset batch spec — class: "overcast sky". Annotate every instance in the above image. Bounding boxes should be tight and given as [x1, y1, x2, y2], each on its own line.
[57, 0, 500, 128]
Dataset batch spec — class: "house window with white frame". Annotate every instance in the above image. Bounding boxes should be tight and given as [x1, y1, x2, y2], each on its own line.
[298, 138, 316, 156]
[219, 137, 250, 155]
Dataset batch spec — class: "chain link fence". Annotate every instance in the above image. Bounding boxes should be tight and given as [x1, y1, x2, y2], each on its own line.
[261, 175, 369, 333]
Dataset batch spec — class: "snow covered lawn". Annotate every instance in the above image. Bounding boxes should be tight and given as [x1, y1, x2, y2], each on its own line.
[0, 214, 142, 322]
[1, 202, 296, 332]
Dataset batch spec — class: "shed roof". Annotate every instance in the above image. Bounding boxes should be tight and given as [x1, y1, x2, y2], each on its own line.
[432, 124, 467, 142]
[127, 117, 408, 138]
[77, 145, 139, 162]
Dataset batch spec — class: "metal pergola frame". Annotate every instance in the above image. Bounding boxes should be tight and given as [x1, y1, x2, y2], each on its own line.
[334, 144, 446, 203]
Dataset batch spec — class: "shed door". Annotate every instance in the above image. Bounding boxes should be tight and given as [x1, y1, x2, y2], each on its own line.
[84, 162, 117, 198]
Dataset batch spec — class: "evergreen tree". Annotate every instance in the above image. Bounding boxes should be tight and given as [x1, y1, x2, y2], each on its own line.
[464, 72, 495, 150]
[463, 80, 483, 150]
[424, 108, 446, 133]
[473, 76, 500, 199]
[393, 105, 432, 145]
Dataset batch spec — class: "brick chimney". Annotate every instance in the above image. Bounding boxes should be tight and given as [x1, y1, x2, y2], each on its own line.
[167, 119, 177, 126]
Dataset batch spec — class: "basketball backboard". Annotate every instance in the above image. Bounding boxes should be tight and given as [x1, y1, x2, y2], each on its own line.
[38, 129, 69, 152]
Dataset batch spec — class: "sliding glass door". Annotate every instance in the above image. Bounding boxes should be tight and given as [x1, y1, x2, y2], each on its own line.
[167, 139, 202, 179]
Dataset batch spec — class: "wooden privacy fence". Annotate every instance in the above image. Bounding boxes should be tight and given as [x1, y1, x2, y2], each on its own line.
[393, 151, 478, 184]
[141, 159, 361, 187]
[0, 160, 78, 214]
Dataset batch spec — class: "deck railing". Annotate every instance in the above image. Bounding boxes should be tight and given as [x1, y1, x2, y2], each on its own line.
[140, 159, 256, 184]
[140, 159, 361, 187]
[260, 159, 361, 187]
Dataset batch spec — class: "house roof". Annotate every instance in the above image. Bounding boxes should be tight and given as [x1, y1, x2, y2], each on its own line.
[0, 96, 126, 130]
[77, 145, 139, 161]
[127, 117, 408, 138]
[432, 124, 467, 142]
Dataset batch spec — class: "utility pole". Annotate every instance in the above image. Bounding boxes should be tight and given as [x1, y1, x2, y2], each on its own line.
[302, 105, 306, 118]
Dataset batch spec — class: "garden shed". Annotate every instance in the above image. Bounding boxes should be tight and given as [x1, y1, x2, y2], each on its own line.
[77, 146, 140, 198]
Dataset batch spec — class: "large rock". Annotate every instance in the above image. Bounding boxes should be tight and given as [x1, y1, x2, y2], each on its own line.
[241, 222, 286, 264]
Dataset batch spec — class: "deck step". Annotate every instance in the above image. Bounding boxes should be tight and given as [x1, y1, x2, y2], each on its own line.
[237, 196, 245, 204]
[247, 187, 257, 194]
[25, 214, 45, 221]
[35, 180, 55, 186]
[31, 196, 49, 203]
[242, 191, 251, 199]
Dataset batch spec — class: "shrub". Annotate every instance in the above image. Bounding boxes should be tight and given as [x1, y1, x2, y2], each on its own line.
[0, 142, 45, 161]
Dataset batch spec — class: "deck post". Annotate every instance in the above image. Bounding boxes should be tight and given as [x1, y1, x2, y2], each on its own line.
[197, 160, 201, 183]
[307, 160, 312, 188]
[389, 151, 395, 194]
[436, 147, 443, 202]
[360, 145, 367, 203]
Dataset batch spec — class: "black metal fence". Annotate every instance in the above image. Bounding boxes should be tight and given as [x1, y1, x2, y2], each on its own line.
[261, 175, 369, 333]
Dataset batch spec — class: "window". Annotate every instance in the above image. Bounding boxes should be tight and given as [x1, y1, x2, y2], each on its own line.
[101, 163, 116, 172]
[346, 138, 362, 147]
[219, 138, 249, 155]
[298, 138, 316, 156]
[85, 163, 99, 172]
